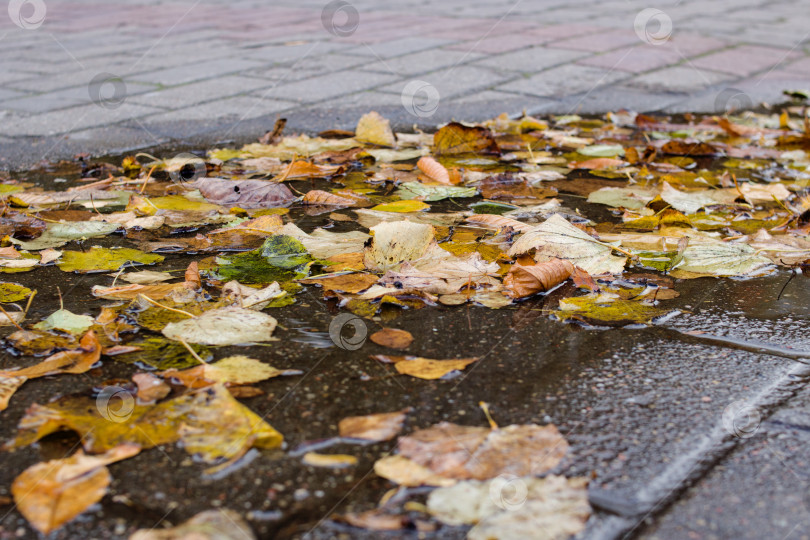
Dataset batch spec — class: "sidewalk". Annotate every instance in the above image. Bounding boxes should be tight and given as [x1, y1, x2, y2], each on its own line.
[0, 0, 809, 169]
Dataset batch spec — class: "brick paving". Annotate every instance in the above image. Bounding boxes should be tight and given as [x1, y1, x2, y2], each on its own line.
[0, 0, 807, 166]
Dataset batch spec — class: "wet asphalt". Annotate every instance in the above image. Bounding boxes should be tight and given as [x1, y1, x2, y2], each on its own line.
[1, 159, 810, 540]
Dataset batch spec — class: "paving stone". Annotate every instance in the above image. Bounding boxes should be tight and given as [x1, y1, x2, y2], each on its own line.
[129, 57, 264, 86]
[128, 76, 276, 109]
[499, 64, 630, 98]
[252, 71, 399, 103]
[690, 45, 802, 76]
[630, 65, 734, 93]
[344, 37, 456, 58]
[1, 102, 164, 137]
[577, 46, 683, 73]
[553, 28, 641, 52]
[360, 47, 484, 77]
[473, 46, 589, 74]
[375, 65, 514, 101]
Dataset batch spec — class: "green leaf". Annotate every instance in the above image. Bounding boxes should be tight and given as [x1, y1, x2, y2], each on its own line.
[577, 144, 625, 157]
[114, 337, 211, 370]
[33, 309, 94, 335]
[396, 182, 477, 202]
[212, 235, 313, 284]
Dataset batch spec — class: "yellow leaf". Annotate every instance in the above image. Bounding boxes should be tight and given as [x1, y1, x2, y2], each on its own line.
[371, 200, 430, 212]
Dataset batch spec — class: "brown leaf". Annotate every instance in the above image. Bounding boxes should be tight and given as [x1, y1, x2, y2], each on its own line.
[276, 160, 344, 180]
[339, 509, 408, 531]
[568, 157, 627, 170]
[0, 330, 101, 379]
[12, 445, 140, 534]
[302, 190, 358, 207]
[503, 259, 574, 298]
[130, 509, 256, 540]
[416, 156, 452, 184]
[339, 409, 410, 442]
[132, 373, 170, 403]
[434, 122, 500, 155]
[0, 376, 27, 411]
[661, 140, 718, 156]
[191, 179, 295, 208]
[465, 214, 533, 233]
[397, 421, 569, 481]
[571, 266, 600, 292]
[369, 328, 414, 350]
[479, 173, 556, 201]
[299, 273, 379, 293]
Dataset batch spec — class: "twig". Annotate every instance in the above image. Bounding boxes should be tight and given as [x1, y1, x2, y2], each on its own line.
[137, 294, 195, 318]
[179, 339, 208, 364]
[0, 304, 24, 331]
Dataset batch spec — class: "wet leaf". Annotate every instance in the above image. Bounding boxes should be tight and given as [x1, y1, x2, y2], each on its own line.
[428, 475, 591, 540]
[338, 409, 409, 442]
[162, 307, 277, 345]
[555, 294, 668, 325]
[355, 111, 396, 147]
[577, 144, 624, 157]
[396, 182, 477, 201]
[33, 309, 94, 334]
[12, 221, 119, 250]
[416, 156, 453, 184]
[376, 421, 568, 485]
[363, 221, 437, 271]
[434, 122, 499, 155]
[190, 178, 295, 208]
[0, 282, 32, 303]
[371, 199, 430, 212]
[130, 509, 256, 540]
[12, 445, 140, 534]
[369, 328, 414, 349]
[57, 247, 163, 273]
[673, 240, 774, 277]
[660, 182, 738, 214]
[114, 337, 211, 370]
[508, 214, 626, 274]
[302, 452, 358, 468]
[503, 258, 574, 298]
[587, 186, 657, 210]
[7, 385, 282, 466]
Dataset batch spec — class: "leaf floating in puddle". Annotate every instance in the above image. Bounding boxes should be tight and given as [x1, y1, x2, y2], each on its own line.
[554, 294, 669, 326]
[7, 384, 282, 468]
[57, 247, 163, 273]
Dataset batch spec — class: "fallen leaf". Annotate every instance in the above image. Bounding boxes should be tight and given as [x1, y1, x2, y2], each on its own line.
[508, 214, 626, 274]
[503, 258, 574, 298]
[392, 357, 477, 379]
[416, 156, 452, 184]
[339, 409, 409, 442]
[428, 475, 591, 540]
[190, 178, 295, 208]
[130, 509, 256, 540]
[434, 122, 499, 155]
[12, 444, 140, 534]
[363, 221, 438, 271]
[355, 111, 396, 147]
[57, 247, 163, 273]
[371, 199, 431, 212]
[302, 452, 358, 468]
[162, 307, 278, 345]
[396, 422, 569, 481]
[369, 328, 414, 349]
[8, 384, 282, 467]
